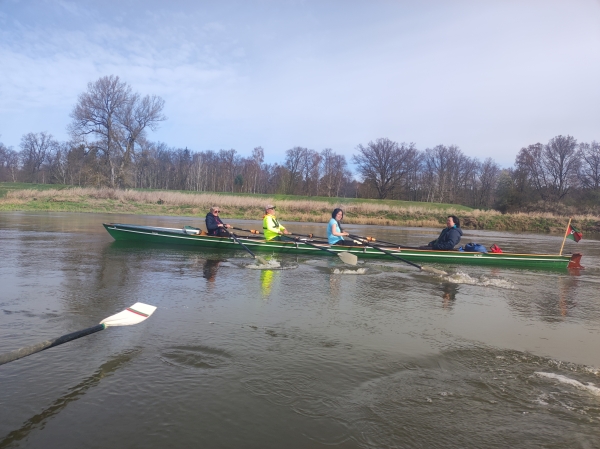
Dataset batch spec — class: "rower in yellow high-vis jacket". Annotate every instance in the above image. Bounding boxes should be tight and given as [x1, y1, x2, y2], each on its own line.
[262, 204, 291, 240]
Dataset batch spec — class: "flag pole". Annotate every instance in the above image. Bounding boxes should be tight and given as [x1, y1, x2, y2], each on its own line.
[559, 217, 572, 256]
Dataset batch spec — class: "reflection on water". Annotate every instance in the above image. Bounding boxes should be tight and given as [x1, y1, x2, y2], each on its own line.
[441, 282, 459, 307]
[202, 259, 221, 283]
[1, 212, 600, 448]
[0, 349, 138, 449]
[557, 273, 580, 318]
[260, 269, 275, 298]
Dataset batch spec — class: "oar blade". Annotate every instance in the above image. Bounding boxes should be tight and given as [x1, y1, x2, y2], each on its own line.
[420, 266, 448, 276]
[256, 256, 269, 265]
[101, 302, 157, 327]
[337, 251, 358, 265]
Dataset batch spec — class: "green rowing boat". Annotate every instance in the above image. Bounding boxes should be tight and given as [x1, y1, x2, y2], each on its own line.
[103, 223, 583, 270]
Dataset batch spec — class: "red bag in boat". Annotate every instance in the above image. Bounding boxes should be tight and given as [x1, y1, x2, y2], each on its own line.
[490, 244, 503, 253]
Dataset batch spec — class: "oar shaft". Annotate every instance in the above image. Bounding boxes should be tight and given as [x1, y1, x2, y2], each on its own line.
[0, 324, 105, 366]
[281, 234, 337, 255]
[227, 230, 258, 258]
[289, 232, 329, 242]
[231, 227, 261, 235]
[349, 234, 423, 270]
[349, 234, 426, 250]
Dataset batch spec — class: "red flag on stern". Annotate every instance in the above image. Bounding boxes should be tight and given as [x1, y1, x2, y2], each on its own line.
[566, 224, 583, 242]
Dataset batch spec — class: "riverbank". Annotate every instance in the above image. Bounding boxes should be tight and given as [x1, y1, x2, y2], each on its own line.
[1, 185, 599, 234]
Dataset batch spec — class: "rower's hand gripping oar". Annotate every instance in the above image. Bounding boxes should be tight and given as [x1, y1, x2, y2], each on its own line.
[280, 234, 358, 265]
[0, 303, 157, 366]
[349, 234, 447, 276]
[225, 229, 268, 265]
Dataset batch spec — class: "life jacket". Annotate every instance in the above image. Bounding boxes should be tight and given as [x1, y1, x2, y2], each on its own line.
[489, 244, 503, 253]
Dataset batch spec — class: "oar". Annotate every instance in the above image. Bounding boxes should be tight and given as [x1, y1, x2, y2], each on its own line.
[0, 303, 157, 366]
[231, 227, 354, 264]
[281, 234, 358, 265]
[226, 229, 268, 265]
[287, 231, 325, 241]
[349, 234, 424, 250]
[231, 226, 262, 235]
[349, 234, 447, 276]
[232, 227, 330, 244]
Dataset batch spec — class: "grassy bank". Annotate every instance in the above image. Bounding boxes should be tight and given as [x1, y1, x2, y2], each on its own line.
[1, 183, 599, 234]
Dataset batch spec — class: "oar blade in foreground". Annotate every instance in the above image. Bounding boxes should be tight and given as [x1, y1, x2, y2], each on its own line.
[101, 302, 157, 327]
[337, 251, 358, 265]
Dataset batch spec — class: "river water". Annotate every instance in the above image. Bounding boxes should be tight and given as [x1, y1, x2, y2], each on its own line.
[1, 212, 599, 448]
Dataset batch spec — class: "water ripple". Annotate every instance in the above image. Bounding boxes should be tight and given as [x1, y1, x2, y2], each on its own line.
[159, 345, 232, 370]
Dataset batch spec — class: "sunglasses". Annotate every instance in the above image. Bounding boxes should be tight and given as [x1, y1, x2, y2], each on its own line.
[213, 210, 220, 213]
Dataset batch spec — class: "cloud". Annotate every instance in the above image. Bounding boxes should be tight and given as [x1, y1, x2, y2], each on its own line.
[0, 0, 599, 168]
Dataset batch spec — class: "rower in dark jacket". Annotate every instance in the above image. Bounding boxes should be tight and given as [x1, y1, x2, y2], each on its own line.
[426, 215, 463, 250]
[205, 206, 231, 237]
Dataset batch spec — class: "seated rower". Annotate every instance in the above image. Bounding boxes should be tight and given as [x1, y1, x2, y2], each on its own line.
[205, 206, 231, 237]
[424, 215, 463, 250]
[327, 208, 362, 246]
[263, 204, 290, 240]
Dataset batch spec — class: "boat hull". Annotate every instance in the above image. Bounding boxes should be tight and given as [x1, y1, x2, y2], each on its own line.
[103, 223, 582, 270]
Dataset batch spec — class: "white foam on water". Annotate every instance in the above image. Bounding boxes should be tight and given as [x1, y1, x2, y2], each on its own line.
[332, 268, 369, 275]
[246, 259, 282, 270]
[445, 270, 515, 289]
[535, 372, 600, 397]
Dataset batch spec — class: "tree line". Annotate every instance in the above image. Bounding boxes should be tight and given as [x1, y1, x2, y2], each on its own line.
[1, 75, 598, 213]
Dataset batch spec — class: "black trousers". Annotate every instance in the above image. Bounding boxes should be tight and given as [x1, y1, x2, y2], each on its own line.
[209, 228, 230, 237]
[333, 239, 362, 246]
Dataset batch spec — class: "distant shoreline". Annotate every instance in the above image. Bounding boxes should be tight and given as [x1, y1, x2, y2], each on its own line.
[1, 185, 599, 235]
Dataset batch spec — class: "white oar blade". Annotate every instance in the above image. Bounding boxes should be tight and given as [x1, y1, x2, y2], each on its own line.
[337, 251, 358, 265]
[100, 302, 157, 327]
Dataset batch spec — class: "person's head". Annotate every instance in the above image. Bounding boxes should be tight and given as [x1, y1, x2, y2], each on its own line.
[447, 215, 460, 228]
[265, 204, 276, 214]
[210, 206, 220, 216]
[332, 208, 344, 221]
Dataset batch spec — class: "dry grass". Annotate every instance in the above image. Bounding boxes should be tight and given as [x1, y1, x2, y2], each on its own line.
[3, 187, 466, 216]
[3, 187, 600, 232]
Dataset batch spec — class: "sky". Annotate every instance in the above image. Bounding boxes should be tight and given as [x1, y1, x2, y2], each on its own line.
[1, 0, 599, 168]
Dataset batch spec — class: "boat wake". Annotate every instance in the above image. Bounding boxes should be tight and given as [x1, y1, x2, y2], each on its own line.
[332, 267, 369, 275]
[245, 259, 298, 270]
[445, 270, 515, 289]
[535, 372, 600, 396]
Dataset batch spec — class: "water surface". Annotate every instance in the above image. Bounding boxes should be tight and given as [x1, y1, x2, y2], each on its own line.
[1, 212, 599, 448]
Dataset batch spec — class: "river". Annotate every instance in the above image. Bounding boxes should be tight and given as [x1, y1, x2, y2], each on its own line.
[1, 212, 599, 448]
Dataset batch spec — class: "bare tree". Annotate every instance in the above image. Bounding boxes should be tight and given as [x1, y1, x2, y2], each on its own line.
[19, 132, 58, 183]
[352, 138, 417, 199]
[544, 135, 580, 199]
[0, 141, 19, 182]
[117, 93, 166, 186]
[516, 135, 580, 200]
[284, 147, 307, 194]
[321, 148, 350, 197]
[580, 141, 600, 190]
[423, 145, 472, 203]
[301, 149, 321, 196]
[474, 157, 500, 208]
[69, 75, 165, 188]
